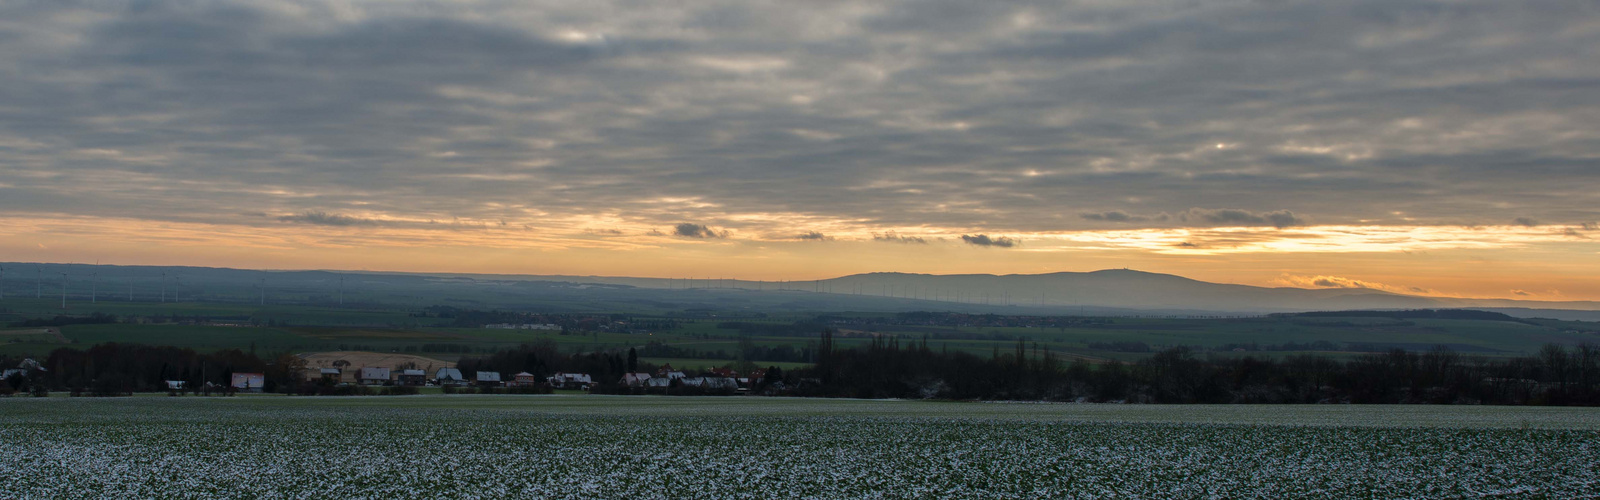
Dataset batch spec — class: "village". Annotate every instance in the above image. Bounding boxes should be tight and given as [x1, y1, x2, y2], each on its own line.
[220, 363, 763, 395]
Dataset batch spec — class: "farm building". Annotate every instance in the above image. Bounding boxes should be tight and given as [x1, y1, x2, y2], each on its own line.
[475, 371, 502, 387]
[318, 368, 342, 384]
[398, 369, 426, 386]
[548, 372, 593, 390]
[620, 373, 652, 387]
[509, 372, 540, 387]
[359, 367, 391, 386]
[230, 373, 265, 393]
[435, 368, 466, 385]
[657, 369, 686, 381]
[682, 377, 739, 391]
[3, 359, 43, 380]
[165, 380, 186, 391]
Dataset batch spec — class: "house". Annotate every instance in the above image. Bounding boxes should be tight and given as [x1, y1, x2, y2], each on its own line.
[548, 372, 592, 390]
[435, 368, 466, 385]
[646, 377, 672, 389]
[318, 368, 342, 384]
[682, 377, 738, 391]
[165, 380, 187, 391]
[230, 372, 265, 393]
[509, 372, 540, 387]
[3, 359, 43, 380]
[475, 371, 502, 387]
[620, 373, 652, 387]
[398, 369, 426, 386]
[359, 367, 391, 386]
[704, 377, 739, 391]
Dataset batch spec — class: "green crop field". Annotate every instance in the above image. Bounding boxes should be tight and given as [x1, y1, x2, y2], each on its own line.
[2, 396, 1597, 498]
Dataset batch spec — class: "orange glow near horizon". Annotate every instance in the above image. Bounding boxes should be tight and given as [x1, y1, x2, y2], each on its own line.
[3, 214, 1597, 302]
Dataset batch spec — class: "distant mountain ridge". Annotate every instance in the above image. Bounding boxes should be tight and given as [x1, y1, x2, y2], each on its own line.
[418, 267, 1599, 314]
[2, 262, 1596, 316]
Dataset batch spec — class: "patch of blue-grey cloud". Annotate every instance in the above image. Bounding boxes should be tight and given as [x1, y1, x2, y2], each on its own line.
[0, 0, 1597, 238]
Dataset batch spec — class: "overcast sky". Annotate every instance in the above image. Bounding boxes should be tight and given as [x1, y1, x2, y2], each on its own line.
[1, 1, 1597, 299]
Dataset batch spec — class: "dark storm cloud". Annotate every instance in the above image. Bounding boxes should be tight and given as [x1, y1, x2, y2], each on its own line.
[1, 0, 1597, 235]
[796, 231, 830, 241]
[961, 234, 1016, 248]
[1513, 217, 1541, 227]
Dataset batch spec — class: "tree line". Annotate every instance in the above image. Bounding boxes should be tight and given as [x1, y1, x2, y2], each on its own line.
[788, 331, 1600, 405]
[1, 343, 301, 396]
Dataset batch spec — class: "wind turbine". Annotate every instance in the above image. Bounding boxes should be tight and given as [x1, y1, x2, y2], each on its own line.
[0, 264, 5, 300]
[160, 271, 167, 302]
[59, 272, 68, 309]
[338, 276, 345, 305]
[91, 272, 98, 303]
[36, 267, 42, 298]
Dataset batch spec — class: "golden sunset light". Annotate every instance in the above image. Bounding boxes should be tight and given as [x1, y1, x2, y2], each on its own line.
[5, 3, 1600, 496]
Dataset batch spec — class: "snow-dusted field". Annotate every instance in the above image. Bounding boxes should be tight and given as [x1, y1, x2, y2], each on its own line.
[3, 396, 1598, 498]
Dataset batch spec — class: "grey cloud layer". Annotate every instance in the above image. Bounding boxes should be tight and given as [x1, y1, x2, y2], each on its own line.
[1, 0, 1598, 237]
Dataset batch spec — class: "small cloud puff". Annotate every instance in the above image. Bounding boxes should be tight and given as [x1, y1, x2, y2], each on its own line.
[961, 234, 1016, 248]
[872, 231, 927, 244]
[673, 223, 729, 238]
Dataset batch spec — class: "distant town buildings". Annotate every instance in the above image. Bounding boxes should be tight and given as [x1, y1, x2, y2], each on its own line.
[484, 323, 562, 330]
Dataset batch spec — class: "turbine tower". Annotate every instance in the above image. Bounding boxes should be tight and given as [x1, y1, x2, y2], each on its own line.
[0, 264, 5, 300]
[91, 272, 98, 303]
[59, 272, 68, 309]
[160, 271, 167, 302]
